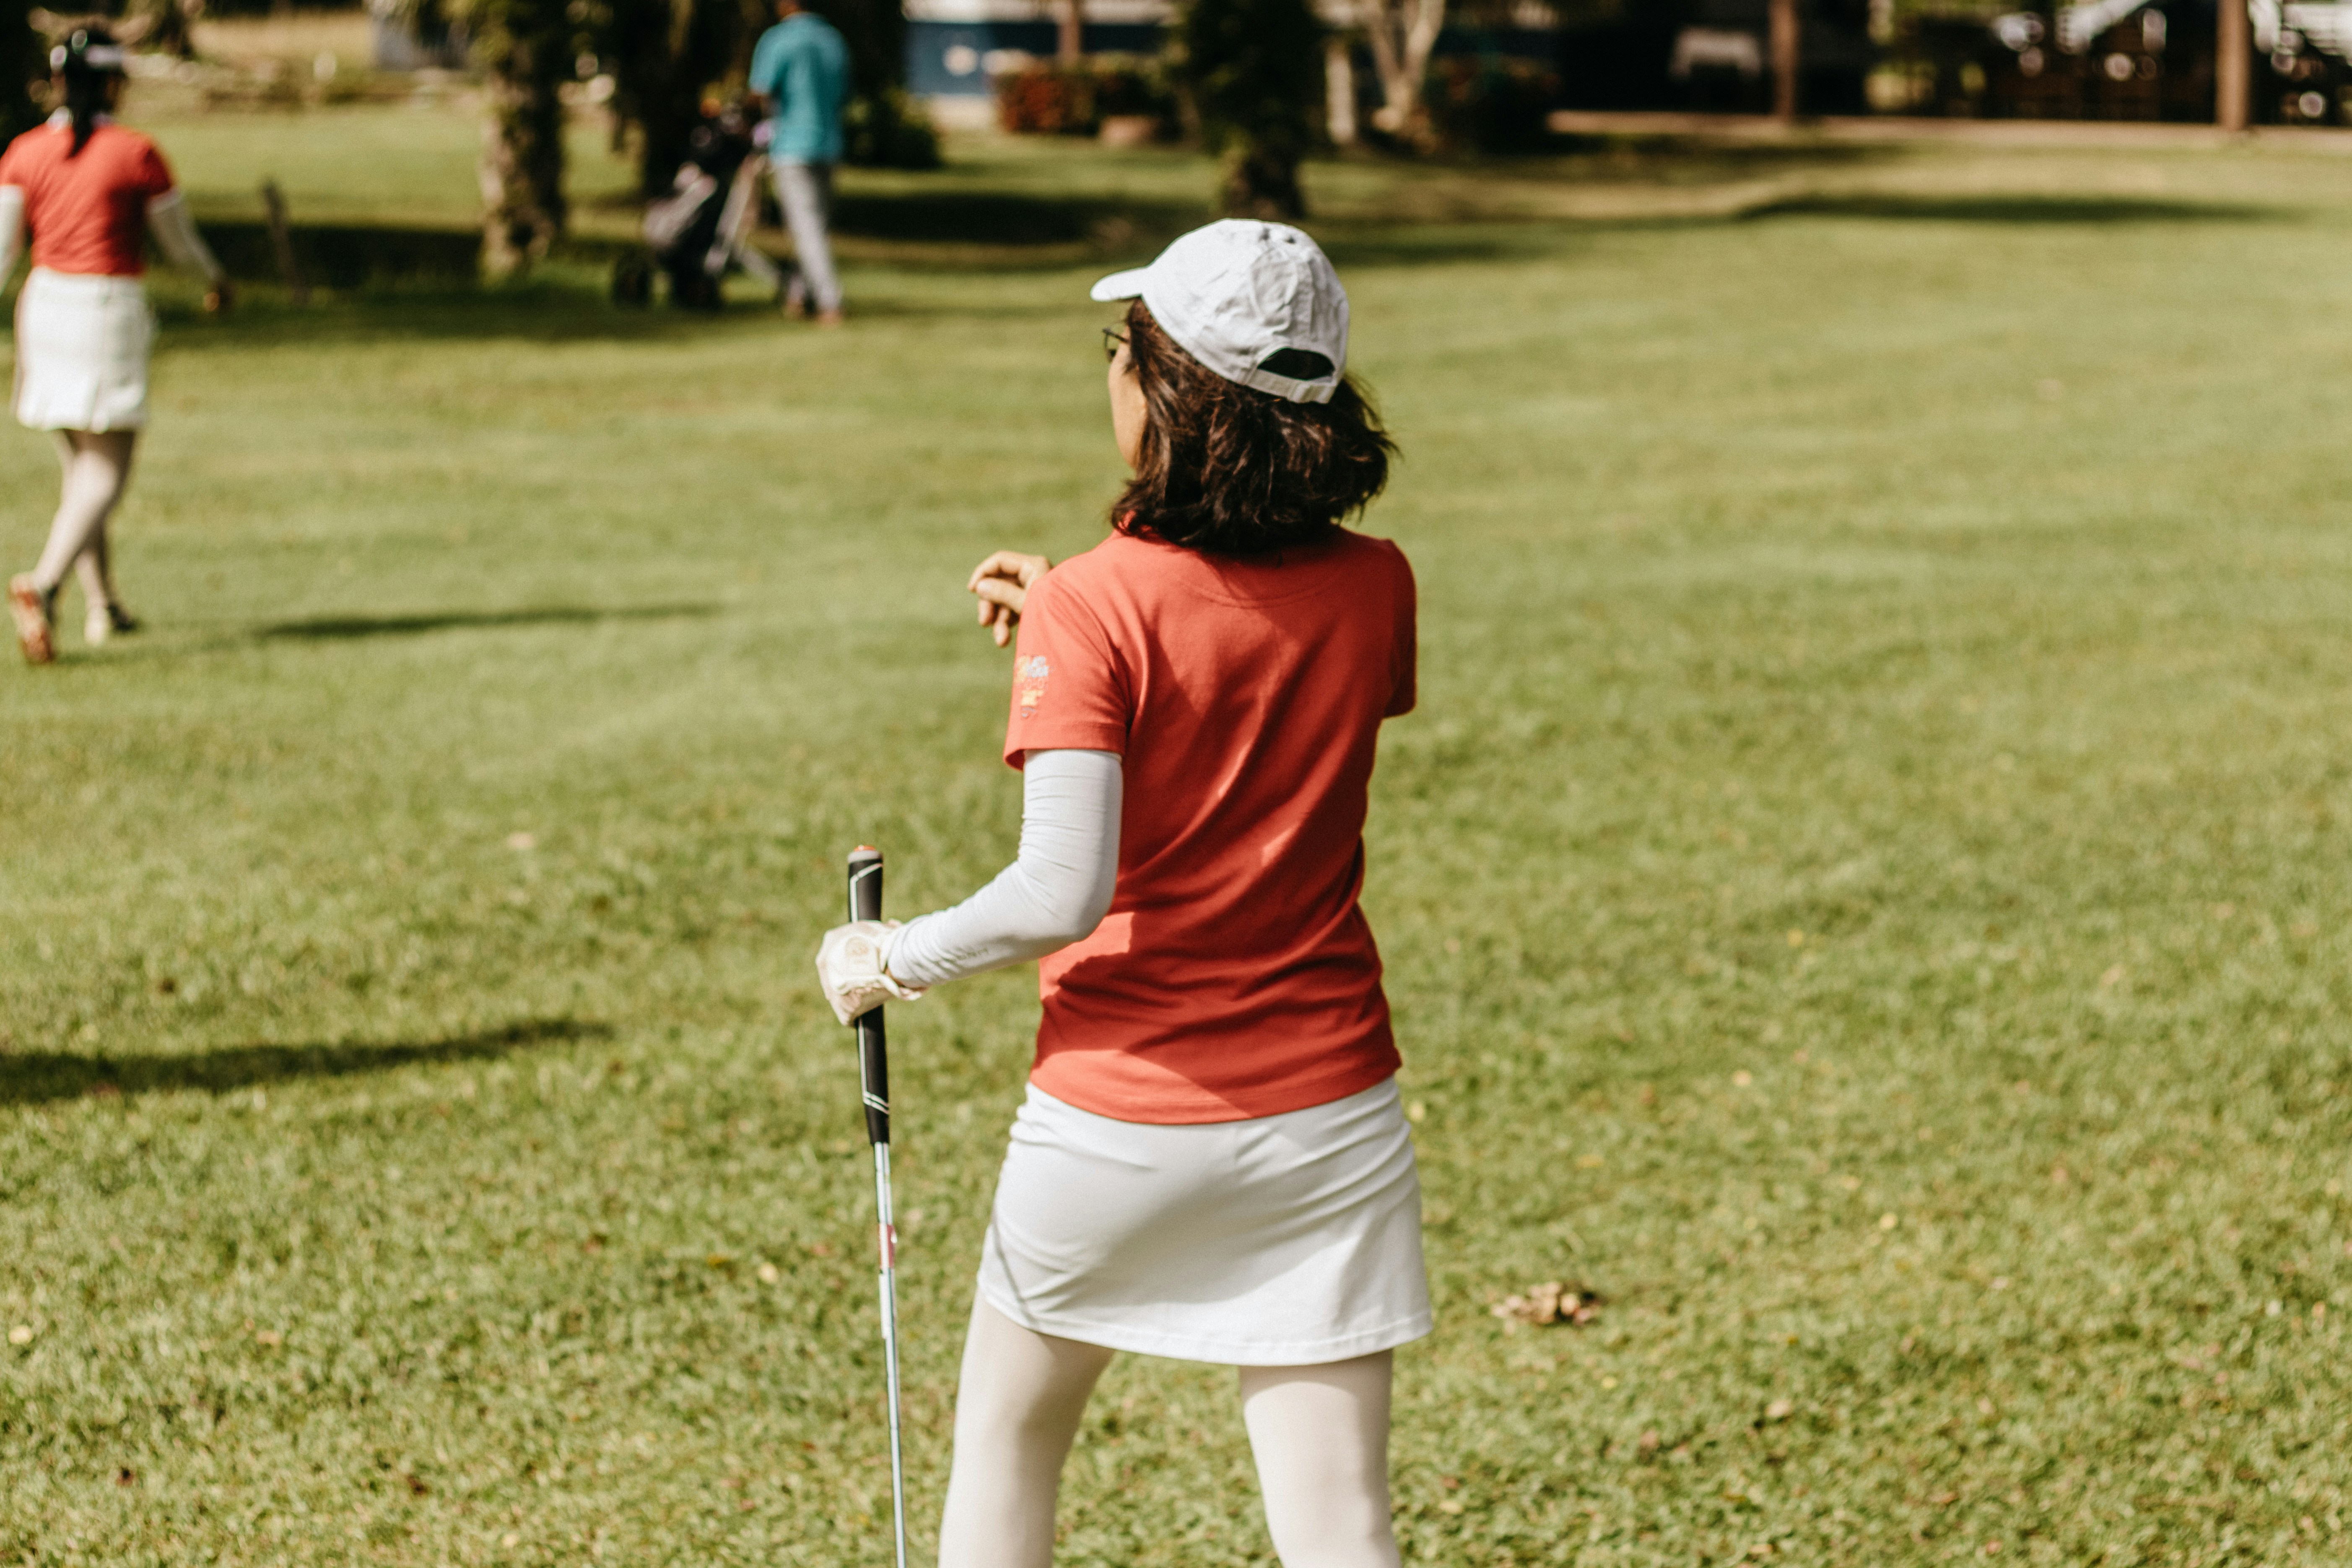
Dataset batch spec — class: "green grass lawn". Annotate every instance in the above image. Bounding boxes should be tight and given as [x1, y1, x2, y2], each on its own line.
[6, 99, 2352, 1565]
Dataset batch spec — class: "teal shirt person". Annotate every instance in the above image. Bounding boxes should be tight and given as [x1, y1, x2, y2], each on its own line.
[750, 8, 850, 164]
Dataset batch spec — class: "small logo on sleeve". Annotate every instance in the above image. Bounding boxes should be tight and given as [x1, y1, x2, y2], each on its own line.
[1016, 655, 1049, 718]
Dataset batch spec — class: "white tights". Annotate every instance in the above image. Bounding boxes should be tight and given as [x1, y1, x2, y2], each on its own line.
[29, 429, 136, 606]
[937, 1298, 1402, 1568]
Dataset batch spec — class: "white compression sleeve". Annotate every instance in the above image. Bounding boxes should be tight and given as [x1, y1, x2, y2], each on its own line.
[0, 187, 23, 280]
[885, 749, 1121, 989]
[144, 190, 225, 284]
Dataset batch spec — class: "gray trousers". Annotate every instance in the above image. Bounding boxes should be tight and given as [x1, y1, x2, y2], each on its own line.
[773, 159, 841, 313]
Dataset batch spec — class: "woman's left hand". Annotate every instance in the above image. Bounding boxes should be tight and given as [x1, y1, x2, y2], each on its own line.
[814, 919, 926, 1025]
[968, 551, 1051, 647]
[204, 280, 234, 315]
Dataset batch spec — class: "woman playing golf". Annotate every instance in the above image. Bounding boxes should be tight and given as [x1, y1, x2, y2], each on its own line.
[818, 220, 1422, 1568]
[4, 25, 230, 665]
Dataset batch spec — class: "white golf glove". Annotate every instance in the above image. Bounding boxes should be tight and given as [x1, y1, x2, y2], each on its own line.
[814, 919, 927, 1025]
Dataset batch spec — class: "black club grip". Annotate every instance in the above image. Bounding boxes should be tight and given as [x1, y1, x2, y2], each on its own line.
[846, 846, 890, 1147]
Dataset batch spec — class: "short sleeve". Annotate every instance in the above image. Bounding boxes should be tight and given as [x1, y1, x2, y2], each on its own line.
[1002, 569, 1131, 769]
[0, 131, 29, 188]
[134, 139, 173, 202]
[749, 32, 783, 96]
[1384, 547, 1417, 718]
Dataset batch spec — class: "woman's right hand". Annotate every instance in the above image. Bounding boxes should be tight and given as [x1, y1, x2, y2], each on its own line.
[968, 551, 1051, 647]
[203, 280, 234, 315]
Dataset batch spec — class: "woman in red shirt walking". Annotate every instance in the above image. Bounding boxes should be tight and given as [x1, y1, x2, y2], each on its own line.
[4, 26, 229, 665]
[818, 221, 1421, 1567]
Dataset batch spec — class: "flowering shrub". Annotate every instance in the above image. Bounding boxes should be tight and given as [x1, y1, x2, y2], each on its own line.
[996, 56, 1176, 137]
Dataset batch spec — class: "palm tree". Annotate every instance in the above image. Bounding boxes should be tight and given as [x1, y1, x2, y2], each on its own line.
[465, 0, 576, 275]
[389, 0, 576, 275]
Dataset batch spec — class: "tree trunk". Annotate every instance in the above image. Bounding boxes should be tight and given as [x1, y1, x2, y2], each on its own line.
[1325, 36, 1357, 146]
[476, 13, 568, 278]
[1769, 0, 1799, 121]
[1057, 0, 1083, 62]
[629, 62, 702, 199]
[608, 0, 711, 199]
[1362, 0, 1443, 140]
[2216, 0, 2250, 130]
[1219, 136, 1305, 220]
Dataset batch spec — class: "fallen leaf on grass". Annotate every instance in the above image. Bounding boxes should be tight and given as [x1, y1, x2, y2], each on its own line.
[1490, 1281, 1602, 1329]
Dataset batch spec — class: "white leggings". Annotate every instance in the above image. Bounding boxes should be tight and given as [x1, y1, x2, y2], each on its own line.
[29, 428, 135, 604]
[937, 1298, 1402, 1568]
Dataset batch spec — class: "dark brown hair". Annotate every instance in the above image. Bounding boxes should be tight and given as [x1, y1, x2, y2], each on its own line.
[58, 28, 119, 158]
[1111, 300, 1395, 554]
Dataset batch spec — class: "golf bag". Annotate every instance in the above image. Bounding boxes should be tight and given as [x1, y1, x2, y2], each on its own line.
[632, 104, 787, 309]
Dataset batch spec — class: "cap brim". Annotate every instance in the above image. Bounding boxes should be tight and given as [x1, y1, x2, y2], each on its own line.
[1088, 267, 1150, 303]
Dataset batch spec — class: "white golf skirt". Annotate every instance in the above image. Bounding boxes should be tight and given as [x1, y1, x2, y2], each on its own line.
[14, 268, 153, 433]
[977, 1075, 1432, 1366]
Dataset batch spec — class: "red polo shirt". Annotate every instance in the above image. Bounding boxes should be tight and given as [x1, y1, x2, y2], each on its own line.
[0, 120, 175, 278]
[1002, 527, 1417, 1124]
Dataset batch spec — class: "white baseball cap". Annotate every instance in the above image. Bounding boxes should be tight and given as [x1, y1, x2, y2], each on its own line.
[1089, 220, 1348, 405]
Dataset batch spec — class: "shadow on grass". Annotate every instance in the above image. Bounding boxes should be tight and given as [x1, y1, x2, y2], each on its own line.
[0, 1018, 606, 1107]
[1747, 192, 2277, 224]
[1545, 137, 1894, 171]
[834, 190, 1202, 247]
[255, 603, 719, 641]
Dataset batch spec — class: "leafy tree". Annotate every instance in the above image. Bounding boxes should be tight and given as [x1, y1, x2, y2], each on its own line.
[597, 0, 931, 197]
[600, 0, 757, 197]
[0, 0, 46, 142]
[1169, 0, 1321, 219]
[805, 0, 937, 168]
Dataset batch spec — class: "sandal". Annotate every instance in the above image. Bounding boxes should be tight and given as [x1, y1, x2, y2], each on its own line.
[7, 575, 54, 665]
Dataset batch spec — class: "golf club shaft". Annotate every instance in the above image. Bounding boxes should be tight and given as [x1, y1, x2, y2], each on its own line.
[874, 1145, 908, 1568]
[846, 847, 909, 1568]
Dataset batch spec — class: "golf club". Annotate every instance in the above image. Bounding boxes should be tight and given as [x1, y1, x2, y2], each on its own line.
[846, 845, 910, 1568]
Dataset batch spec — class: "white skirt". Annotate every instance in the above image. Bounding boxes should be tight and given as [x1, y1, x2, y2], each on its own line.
[977, 1076, 1432, 1366]
[14, 268, 153, 432]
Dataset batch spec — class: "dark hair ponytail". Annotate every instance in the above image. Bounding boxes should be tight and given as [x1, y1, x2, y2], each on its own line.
[55, 28, 123, 158]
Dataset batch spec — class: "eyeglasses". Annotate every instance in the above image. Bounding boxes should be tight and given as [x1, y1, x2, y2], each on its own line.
[1101, 327, 1128, 363]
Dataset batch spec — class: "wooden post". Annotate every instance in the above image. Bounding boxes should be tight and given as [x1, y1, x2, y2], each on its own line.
[1770, 0, 1800, 121]
[1057, 0, 1082, 62]
[259, 178, 309, 305]
[2216, 0, 2250, 130]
